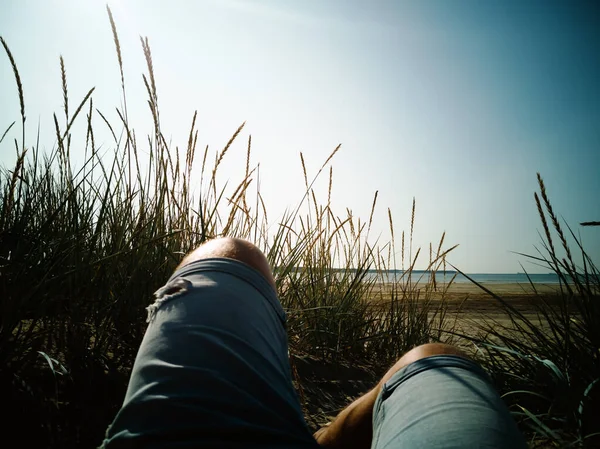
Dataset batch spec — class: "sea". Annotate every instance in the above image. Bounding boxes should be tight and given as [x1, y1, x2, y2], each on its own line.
[361, 270, 562, 284]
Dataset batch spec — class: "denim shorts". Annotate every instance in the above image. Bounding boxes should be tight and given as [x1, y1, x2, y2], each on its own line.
[102, 258, 525, 448]
[372, 356, 527, 449]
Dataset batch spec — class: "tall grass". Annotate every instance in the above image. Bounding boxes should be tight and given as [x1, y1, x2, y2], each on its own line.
[460, 175, 600, 448]
[0, 9, 455, 447]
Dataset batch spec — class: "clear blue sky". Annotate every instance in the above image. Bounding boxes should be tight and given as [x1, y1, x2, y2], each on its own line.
[1, 0, 599, 273]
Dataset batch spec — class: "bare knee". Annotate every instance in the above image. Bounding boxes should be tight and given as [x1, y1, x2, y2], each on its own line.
[397, 343, 469, 368]
[178, 237, 276, 290]
[380, 343, 470, 386]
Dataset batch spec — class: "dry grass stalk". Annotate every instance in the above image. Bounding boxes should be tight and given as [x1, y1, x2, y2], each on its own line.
[201, 144, 209, 181]
[401, 230, 405, 271]
[140, 37, 157, 104]
[1, 36, 26, 152]
[211, 122, 245, 196]
[387, 207, 394, 241]
[1, 36, 25, 125]
[60, 56, 68, 123]
[223, 181, 252, 235]
[0, 122, 15, 145]
[228, 169, 255, 206]
[106, 6, 124, 86]
[245, 135, 252, 180]
[300, 152, 308, 190]
[96, 108, 117, 143]
[436, 231, 446, 260]
[85, 98, 95, 159]
[2, 140, 27, 220]
[537, 173, 575, 271]
[534, 192, 556, 256]
[311, 189, 319, 221]
[327, 166, 333, 208]
[322, 143, 341, 168]
[429, 242, 432, 266]
[244, 135, 252, 212]
[63, 87, 95, 141]
[410, 197, 415, 263]
[347, 208, 355, 238]
[258, 191, 268, 225]
[186, 111, 197, 169]
[53, 113, 66, 170]
[143, 75, 159, 135]
[368, 190, 378, 236]
[215, 122, 245, 173]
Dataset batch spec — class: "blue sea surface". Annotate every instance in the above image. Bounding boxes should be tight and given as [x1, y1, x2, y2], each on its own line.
[363, 271, 562, 284]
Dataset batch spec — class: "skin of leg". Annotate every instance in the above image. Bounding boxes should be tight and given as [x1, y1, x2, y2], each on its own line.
[314, 343, 470, 449]
[178, 237, 276, 290]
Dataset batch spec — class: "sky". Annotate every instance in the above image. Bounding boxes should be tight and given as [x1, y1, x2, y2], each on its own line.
[1, 0, 599, 273]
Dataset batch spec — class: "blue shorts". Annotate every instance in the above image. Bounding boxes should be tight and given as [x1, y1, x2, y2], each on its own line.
[102, 258, 525, 448]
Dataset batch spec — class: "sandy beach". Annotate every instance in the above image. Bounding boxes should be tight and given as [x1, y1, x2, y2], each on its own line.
[368, 281, 565, 318]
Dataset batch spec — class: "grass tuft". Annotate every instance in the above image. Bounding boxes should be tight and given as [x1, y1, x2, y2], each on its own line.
[460, 174, 600, 447]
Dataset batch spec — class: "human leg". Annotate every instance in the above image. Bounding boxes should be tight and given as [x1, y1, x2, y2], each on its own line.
[315, 343, 526, 449]
[102, 238, 317, 448]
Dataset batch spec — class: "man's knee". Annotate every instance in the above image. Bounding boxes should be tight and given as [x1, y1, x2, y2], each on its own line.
[380, 343, 470, 386]
[178, 237, 276, 289]
[398, 342, 469, 367]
